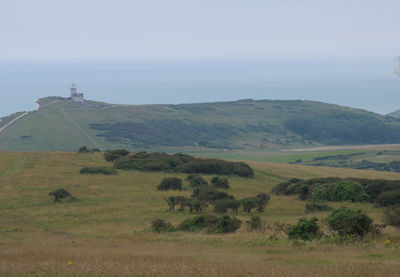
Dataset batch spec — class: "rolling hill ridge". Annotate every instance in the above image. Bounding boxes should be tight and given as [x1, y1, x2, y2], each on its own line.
[1, 97, 400, 151]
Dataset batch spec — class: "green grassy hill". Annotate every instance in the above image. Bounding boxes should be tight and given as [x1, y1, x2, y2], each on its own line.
[388, 109, 400, 118]
[1, 151, 400, 276]
[2, 97, 400, 151]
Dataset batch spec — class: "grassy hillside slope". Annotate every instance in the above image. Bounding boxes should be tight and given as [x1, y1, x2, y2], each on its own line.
[1, 151, 400, 276]
[1, 97, 400, 151]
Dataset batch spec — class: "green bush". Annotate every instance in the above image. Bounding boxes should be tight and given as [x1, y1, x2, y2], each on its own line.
[377, 190, 400, 207]
[212, 215, 241, 234]
[80, 167, 118, 175]
[104, 149, 129, 162]
[165, 196, 179, 211]
[241, 198, 258, 213]
[213, 199, 241, 214]
[157, 177, 183, 191]
[312, 182, 368, 202]
[305, 202, 333, 213]
[384, 205, 400, 227]
[328, 207, 373, 237]
[49, 188, 77, 203]
[178, 215, 218, 232]
[288, 217, 320, 240]
[189, 175, 208, 188]
[192, 186, 234, 204]
[211, 176, 230, 189]
[151, 219, 174, 233]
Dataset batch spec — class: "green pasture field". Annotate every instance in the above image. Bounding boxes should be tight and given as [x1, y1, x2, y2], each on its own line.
[1, 151, 400, 276]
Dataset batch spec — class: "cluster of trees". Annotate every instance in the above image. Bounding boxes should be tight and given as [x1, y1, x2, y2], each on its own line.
[273, 177, 400, 207]
[111, 151, 254, 178]
[288, 207, 374, 241]
[153, 174, 270, 234]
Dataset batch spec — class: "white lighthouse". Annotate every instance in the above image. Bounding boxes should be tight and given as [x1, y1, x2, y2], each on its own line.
[69, 83, 85, 102]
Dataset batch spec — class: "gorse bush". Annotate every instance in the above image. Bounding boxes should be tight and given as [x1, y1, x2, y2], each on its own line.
[80, 167, 118, 175]
[113, 152, 254, 178]
[328, 207, 373, 237]
[312, 182, 368, 202]
[189, 175, 208, 188]
[177, 215, 241, 234]
[288, 217, 320, 241]
[151, 219, 174, 233]
[49, 188, 77, 203]
[157, 177, 183, 191]
[104, 149, 129, 162]
[211, 176, 230, 189]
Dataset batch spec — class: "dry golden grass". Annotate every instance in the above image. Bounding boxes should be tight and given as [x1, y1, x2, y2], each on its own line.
[1, 151, 400, 276]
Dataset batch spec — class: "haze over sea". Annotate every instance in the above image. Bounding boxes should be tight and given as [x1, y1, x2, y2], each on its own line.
[1, 57, 399, 118]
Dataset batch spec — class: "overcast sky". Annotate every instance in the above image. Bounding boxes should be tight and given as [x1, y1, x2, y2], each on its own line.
[1, 0, 399, 60]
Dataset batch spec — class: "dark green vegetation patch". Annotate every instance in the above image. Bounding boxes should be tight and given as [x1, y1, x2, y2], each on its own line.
[80, 166, 118, 175]
[112, 151, 254, 178]
[274, 177, 400, 206]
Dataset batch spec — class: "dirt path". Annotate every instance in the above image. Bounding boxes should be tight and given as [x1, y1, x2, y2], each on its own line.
[0, 112, 28, 134]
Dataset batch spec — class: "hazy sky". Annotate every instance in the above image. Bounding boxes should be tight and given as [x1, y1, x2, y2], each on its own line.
[1, 0, 399, 60]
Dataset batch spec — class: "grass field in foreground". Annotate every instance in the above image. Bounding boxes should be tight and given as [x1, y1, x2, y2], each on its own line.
[1, 151, 400, 276]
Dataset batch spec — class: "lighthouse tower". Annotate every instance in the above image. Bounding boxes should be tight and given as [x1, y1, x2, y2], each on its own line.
[69, 84, 85, 102]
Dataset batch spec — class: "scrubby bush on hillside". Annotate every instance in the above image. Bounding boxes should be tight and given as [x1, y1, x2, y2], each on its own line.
[49, 188, 77, 203]
[328, 207, 373, 237]
[80, 167, 117, 175]
[189, 175, 208, 188]
[177, 215, 241, 234]
[312, 182, 368, 202]
[214, 199, 241, 214]
[288, 217, 320, 241]
[241, 193, 270, 213]
[113, 152, 254, 178]
[192, 186, 234, 204]
[151, 219, 174, 233]
[211, 176, 230, 189]
[104, 149, 129, 162]
[157, 177, 183, 191]
[165, 196, 179, 211]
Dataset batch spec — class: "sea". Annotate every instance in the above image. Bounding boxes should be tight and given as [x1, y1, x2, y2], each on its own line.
[1, 58, 399, 117]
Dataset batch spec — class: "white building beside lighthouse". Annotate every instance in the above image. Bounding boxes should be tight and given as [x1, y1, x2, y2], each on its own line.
[69, 83, 85, 102]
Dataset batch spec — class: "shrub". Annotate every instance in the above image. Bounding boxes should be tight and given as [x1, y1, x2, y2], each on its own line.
[211, 176, 230, 189]
[333, 182, 368, 202]
[104, 149, 129, 162]
[377, 190, 400, 207]
[328, 207, 373, 237]
[384, 205, 400, 227]
[255, 193, 271, 212]
[151, 219, 174, 233]
[189, 175, 208, 188]
[214, 199, 241, 214]
[288, 217, 320, 241]
[192, 186, 234, 204]
[305, 202, 333, 213]
[247, 215, 263, 231]
[49, 188, 77, 203]
[212, 215, 241, 234]
[80, 166, 118, 175]
[157, 177, 183, 191]
[241, 198, 258, 213]
[178, 215, 218, 232]
[165, 196, 179, 211]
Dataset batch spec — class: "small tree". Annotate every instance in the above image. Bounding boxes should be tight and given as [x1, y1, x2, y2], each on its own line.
[214, 199, 241, 214]
[328, 207, 373, 237]
[151, 219, 174, 233]
[255, 193, 271, 212]
[241, 198, 258, 213]
[165, 196, 179, 211]
[78, 146, 90, 153]
[189, 175, 208, 188]
[157, 177, 183, 191]
[288, 217, 320, 240]
[211, 176, 230, 189]
[49, 188, 76, 203]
